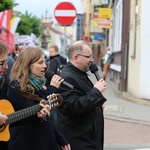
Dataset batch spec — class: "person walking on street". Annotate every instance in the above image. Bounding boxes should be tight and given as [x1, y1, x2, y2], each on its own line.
[47, 45, 67, 74]
[57, 40, 107, 150]
[102, 47, 113, 80]
[7, 46, 70, 150]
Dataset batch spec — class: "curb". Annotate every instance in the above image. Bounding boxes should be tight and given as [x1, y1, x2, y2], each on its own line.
[104, 144, 150, 149]
[104, 114, 150, 126]
[121, 92, 150, 106]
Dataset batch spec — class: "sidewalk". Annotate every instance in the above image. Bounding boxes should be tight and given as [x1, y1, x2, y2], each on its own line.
[88, 68, 150, 150]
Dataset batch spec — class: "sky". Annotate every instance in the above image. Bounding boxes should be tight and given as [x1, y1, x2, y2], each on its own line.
[14, 0, 84, 22]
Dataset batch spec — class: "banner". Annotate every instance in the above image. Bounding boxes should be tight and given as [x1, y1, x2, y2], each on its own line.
[0, 10, 16, 54]
[10, 17, 21, 34]
[0, 10, 11, 31]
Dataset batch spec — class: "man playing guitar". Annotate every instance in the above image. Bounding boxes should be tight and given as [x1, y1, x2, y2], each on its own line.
[0, 40, 9, 126]
[0, 40, 9, 150]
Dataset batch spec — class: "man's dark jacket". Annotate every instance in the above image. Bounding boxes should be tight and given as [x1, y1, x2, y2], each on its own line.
[47, 54, 67, 74]
[57, 62, 107, 150]
[0, 79, 8, 150]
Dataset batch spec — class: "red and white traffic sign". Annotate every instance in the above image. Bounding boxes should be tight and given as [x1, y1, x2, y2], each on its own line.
[54, 2, 77, 26]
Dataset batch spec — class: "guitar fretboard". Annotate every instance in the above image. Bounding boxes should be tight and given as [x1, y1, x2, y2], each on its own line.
[5, 94, 61, 125]
[5, 101, 48, 125]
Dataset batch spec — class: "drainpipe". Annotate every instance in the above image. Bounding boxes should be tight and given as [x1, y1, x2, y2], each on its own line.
[108, 0, 113, 8]
[131, 0, 138, 59]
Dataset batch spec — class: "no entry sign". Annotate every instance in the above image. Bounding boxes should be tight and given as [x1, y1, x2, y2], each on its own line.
[54, 2, 77, 26]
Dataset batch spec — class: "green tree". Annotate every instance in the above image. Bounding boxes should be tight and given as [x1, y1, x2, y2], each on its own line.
[16, 11, 42, 37]
[0, 0, 18, 11]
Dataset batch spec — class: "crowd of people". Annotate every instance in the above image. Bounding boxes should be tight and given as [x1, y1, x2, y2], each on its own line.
[0, 40, 107, 150]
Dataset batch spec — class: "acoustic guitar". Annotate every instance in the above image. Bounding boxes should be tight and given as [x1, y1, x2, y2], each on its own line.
[0, 93, 62, 141]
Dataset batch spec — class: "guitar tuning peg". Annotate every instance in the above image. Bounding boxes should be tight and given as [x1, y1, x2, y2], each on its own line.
[47, 95, 50, 99]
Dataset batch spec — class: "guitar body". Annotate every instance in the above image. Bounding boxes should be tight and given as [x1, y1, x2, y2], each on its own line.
[0, 100, 14, 141]
[0, 94, 62, 142]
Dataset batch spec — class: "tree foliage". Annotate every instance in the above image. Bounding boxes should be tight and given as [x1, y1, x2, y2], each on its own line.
[16, 11, 42, 37]
[0, 0, 42, 37]
[0, 0, 18, 11]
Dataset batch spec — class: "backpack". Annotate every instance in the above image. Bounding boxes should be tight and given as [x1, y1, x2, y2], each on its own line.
[54, 57, 66, 75]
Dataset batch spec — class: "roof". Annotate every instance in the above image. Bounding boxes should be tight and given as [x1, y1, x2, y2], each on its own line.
[42, 22, 72, 39]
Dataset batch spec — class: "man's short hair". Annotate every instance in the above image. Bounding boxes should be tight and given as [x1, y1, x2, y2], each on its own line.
[49, 45, 59, 52]
[67, 40, 91, 59]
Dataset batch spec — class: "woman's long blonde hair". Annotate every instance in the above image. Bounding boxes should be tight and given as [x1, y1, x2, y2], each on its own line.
[10, 46, 44, 93]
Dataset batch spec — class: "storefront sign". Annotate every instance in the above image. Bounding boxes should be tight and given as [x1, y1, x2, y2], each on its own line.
[94, 19, 113, 28]
[98, 8, 112, 19]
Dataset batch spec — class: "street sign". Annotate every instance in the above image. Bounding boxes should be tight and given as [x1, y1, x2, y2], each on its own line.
[54, 2, 77, 26]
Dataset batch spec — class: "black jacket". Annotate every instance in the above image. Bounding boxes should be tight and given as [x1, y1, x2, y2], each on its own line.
[47, 54, 67, 74]
[0, 82, 8, 100]
[0, 79, 9, 150]
[57, 62, 107, 150]
[7, 81, 69, 150]
[1, 56, 15, 100]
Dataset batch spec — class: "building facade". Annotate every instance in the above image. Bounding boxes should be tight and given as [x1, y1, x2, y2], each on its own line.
[128, 0, 150, 99]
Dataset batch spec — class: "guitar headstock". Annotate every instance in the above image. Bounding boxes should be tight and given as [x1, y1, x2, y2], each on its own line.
[47, 93, 63, 109]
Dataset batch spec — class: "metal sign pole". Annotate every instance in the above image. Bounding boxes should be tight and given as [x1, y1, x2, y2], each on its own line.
[64, 25, 66, 57]
[54, 2, 77, 58]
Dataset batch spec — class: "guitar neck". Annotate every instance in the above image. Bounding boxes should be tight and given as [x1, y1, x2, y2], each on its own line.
[5, 100, 50, 125]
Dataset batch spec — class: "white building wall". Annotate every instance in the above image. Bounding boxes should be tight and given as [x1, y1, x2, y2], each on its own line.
[139, 0, 150, 99]
[128, 0, 150, 99]
[128, 0, 140, 97]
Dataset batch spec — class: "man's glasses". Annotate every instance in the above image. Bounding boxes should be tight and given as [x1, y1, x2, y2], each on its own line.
[0, 60, 8, 67]
[77, 54, 93, 59]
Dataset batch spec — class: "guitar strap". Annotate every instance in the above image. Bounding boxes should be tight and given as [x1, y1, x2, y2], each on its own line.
[0, 78, 4, 89]
[4, 81, 42, 102]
